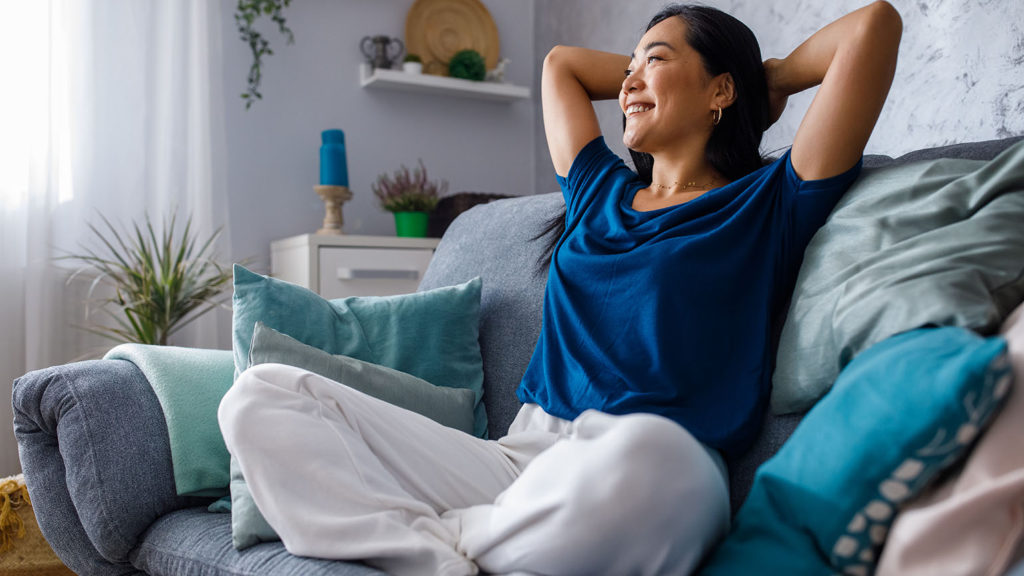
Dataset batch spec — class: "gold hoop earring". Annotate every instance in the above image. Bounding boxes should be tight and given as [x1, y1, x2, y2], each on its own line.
[713, 106, 722, 126]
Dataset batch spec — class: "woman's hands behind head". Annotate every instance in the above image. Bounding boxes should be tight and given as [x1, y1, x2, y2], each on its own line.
[763, 58, 789, 129]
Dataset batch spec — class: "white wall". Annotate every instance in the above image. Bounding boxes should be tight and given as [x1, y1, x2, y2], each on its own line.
[220, 0, 536, 274]
[533, 0, 1024, 195]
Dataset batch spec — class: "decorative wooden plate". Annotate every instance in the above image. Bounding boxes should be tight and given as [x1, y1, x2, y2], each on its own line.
[405, 0, 500, 76]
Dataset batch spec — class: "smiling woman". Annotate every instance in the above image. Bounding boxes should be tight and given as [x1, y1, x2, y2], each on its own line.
[527, 1, 901, 572]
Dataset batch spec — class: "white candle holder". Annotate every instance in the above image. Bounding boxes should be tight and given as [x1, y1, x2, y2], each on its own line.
[314, 185, 354, 235]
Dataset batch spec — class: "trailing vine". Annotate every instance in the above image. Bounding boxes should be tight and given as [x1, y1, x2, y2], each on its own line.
[235, 0, 294, 109]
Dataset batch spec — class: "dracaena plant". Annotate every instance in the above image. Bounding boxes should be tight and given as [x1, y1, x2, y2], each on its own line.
[372, 160, 448, 213]
[62, 213, 235, 346]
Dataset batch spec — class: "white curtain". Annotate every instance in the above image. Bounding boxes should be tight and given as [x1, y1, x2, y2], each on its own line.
[0, 1, 231, 473]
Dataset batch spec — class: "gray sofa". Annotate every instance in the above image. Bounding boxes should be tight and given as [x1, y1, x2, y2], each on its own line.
[13, 135, 1024, 575]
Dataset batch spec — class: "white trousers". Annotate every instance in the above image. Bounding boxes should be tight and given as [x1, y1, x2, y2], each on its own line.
[219, 363, 730, 576]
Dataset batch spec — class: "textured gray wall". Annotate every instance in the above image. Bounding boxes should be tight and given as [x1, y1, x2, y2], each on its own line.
[533, 0, 1024, 194]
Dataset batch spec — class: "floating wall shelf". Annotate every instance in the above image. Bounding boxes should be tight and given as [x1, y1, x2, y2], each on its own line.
[359, 65, 531, 103]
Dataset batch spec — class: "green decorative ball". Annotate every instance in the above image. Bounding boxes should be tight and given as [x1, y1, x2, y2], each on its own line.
[448, 49, 486, 81]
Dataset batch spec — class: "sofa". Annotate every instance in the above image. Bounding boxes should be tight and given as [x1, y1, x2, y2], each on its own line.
[13, 134, 1024, 576]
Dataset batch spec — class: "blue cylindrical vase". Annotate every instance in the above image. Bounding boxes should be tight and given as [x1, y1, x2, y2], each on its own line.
[320, 129, 349, 187]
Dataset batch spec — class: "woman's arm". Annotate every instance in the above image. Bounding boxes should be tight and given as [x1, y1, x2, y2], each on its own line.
[542, 46, 630, 177]
[767, 0, 902, 180]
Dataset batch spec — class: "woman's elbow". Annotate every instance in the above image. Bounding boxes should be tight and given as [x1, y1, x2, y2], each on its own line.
[865, 1, 903, 44]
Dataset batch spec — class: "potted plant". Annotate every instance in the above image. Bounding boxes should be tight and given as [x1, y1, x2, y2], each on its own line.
[403, 54, 423, 74]
[61, 213, 235, 346]
[372, 160, 447, 237]
[448, 49, 486, 81]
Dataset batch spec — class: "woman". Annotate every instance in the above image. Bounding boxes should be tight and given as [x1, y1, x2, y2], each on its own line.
[219, 3, 901, 575]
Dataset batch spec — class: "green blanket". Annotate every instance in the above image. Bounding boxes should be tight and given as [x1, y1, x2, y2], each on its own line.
[104, 344, 234, 497]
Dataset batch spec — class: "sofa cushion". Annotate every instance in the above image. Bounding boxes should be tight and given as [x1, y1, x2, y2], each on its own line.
[131, 508, 384, 575]
[419, 194, 560, 440]
[772, 139, 1024, 413]
[698, 327, 1012, 576]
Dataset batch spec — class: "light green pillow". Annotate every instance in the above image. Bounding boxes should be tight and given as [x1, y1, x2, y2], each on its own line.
[772, 141, 1024, 414]
[231, 264, 487, 437]
[227, 323, 479, 550]
[249, 322, 476, 433]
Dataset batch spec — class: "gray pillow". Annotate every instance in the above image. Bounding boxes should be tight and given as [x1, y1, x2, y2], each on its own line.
[772, 140, 1024, 414]
[229, 322, 477, 549]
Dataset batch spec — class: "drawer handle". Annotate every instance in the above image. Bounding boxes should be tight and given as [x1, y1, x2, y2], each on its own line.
[336, 268, 421, 280]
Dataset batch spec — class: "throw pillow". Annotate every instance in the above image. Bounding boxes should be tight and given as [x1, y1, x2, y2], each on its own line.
[227, 323, 479, 550]
[874, 300, 1024, 576]
[772, 140, 1024, 414]
[698, 326, 1013, 576]
[250, 321, 477, 434]
[231, 264, 487, 437]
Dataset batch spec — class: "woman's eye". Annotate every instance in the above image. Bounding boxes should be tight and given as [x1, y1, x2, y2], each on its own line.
[624, 68, 633, 77]
[647, 56, 662, 64]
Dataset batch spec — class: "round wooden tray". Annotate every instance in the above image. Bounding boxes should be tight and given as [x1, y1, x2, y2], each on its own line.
[405, 0, 500, 76]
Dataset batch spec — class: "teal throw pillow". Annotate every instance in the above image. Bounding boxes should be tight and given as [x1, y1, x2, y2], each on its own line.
[699, 326, 1013, 576]
[227, 323, 479, 550]
[231, 264, 487, 437]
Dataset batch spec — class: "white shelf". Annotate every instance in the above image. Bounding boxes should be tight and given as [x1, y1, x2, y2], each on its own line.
[360, 66, 531, 103]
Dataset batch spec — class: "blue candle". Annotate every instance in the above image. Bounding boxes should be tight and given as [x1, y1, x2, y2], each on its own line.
[320, 129, 349, 187]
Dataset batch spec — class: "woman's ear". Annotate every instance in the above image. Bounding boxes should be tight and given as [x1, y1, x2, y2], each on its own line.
[712, 73, 737, 109]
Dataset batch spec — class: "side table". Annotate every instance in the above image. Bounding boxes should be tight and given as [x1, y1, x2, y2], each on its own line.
[270, 234, 440, 299]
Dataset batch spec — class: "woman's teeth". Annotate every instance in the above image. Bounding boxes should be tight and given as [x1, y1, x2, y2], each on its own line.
[627, 104, 653, 115]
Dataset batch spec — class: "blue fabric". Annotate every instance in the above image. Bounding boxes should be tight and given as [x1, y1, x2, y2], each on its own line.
[104, 344, 235, 497]
[697, 327, 1013, 576]
[517, 137, 862, 456]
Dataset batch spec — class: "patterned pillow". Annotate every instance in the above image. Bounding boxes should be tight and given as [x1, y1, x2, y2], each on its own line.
[698, 327, 1013, 576]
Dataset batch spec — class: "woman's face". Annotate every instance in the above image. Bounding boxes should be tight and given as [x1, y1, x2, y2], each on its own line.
[619, 17, 718, 154]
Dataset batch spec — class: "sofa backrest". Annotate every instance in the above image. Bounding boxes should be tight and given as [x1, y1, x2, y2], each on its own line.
[420, 193, 562, 440]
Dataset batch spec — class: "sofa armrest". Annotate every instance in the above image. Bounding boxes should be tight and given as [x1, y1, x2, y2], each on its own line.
[13, 359, 210, 573]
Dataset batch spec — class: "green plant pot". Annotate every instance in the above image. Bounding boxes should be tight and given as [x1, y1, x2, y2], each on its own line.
[393, 211, 429, 237]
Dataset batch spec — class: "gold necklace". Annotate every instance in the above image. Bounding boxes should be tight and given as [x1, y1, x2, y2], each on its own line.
[652, 178, 719, 191]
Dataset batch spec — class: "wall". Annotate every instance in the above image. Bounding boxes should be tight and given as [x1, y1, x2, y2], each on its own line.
[221, 0, 536, 274]
[533, 0, 1024, 194]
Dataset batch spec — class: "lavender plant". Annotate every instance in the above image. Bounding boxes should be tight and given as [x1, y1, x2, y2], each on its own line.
[371, 160, 448, 213]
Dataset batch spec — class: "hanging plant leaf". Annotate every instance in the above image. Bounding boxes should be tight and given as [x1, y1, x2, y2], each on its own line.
[235, 0, 294, 109]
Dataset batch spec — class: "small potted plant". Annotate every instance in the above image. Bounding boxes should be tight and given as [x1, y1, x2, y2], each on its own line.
[372, 160, 447, 237]
[402, 54, 423, 74]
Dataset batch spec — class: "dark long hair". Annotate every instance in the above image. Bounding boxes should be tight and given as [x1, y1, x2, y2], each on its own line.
[534, 4, 770, 273]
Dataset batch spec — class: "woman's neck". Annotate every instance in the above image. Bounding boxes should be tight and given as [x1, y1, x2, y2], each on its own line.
[647, 148, 725, 197]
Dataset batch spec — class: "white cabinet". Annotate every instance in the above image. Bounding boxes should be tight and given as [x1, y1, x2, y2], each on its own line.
[270, 234, 440, 299]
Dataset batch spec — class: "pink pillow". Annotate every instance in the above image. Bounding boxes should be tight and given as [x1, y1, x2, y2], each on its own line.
[876, 301, 1024, 576]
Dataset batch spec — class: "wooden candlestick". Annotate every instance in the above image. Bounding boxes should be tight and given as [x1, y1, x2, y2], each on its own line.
[314, 185, 354, 235]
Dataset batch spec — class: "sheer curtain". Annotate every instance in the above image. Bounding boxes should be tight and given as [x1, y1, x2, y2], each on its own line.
[0, 0, 231, 473]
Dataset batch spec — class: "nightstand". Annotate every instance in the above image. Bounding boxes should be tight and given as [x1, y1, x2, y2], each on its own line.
[270, 234, 440, 299]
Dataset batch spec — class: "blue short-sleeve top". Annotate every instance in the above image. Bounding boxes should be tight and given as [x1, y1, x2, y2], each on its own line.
[516, 137, 862, 457]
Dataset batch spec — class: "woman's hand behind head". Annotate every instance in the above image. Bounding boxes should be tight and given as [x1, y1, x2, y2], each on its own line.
[763, 58, 789, 128]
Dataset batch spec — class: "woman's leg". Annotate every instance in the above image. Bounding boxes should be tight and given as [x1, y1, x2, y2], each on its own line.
[218, 363, 529, 576]
[448, 409, 731, 576]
